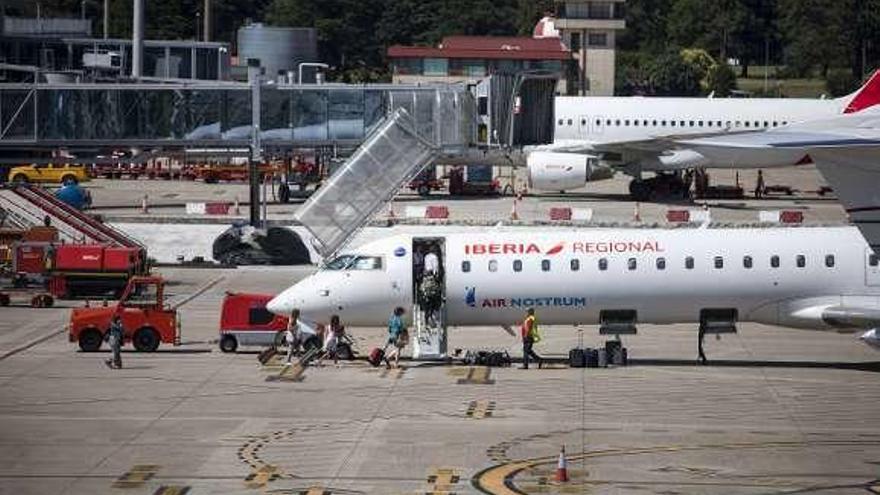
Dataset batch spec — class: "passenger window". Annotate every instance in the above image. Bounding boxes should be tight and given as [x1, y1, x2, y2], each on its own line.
[714, 256, 724, 269]
[689, 120, 694, 127]
[661, 120, 667, 126]
[754, 121, 760, 128]
[796, 255, 806, 268]
[870, 254, 878, 267]
[462, 261, 471, 273]
[643, 120, 649, 126]
[624, 119, 630, 126]
[656, 257, 666, 270]
[627, 258, 637, 271]
[633, 120, 639, 126]
[699, 121, 704, 127]
[745, 121, 751, 127]
[707, 121, 713, 127]
[513, 259, 522, 272]
[570, 259, 580, 271]
[771, 255, 780, 268]
[763, 121, 769, 127]
[567, 119, 573, 126]
[670, 121, 676, 127]
[558, 119, 564, 126]
[718, 121, 723, 127]
[488, 259, 498, 272]
[606, 119, 612, 126]
[541, 259, 551, 272]
[825, 255, 835, 268]
[596, 119, 601, 126]
[685, 257, 694, 270]
[772, 121, 778, 127]
[679, 120, 685, 127]
[743, 256, 753, 269]
[581, 119, 587, 126]
[615, 119, 621, 126]
[599, 258, 608, 271]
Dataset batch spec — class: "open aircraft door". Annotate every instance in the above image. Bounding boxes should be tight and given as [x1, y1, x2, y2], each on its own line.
[866, 249, 880, 286]
[411, 237, 447, 358]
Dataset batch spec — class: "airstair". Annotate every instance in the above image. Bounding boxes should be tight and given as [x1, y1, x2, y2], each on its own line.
[0, 184, 141, 247]
[411, 303, 447, 359]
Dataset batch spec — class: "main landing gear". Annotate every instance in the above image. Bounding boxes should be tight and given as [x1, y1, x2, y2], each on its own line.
[628, 171, 691, 202]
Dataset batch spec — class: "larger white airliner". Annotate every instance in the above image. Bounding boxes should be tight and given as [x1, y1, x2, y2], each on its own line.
[526, 69, 880, 200]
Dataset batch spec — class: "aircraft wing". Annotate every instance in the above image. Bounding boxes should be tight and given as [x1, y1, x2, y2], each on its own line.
[546, 129, 754, 156]
[680, 108, 880, 249]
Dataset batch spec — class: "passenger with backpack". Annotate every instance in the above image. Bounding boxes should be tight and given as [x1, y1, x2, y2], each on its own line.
[384, 306, 408, 368]
[284, 309, 301, 366]
[104, 315, 124, 369]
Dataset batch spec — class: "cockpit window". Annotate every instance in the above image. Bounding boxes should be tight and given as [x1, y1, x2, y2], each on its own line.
[324, 255, 356, 270]
[350, 256, 383, 270]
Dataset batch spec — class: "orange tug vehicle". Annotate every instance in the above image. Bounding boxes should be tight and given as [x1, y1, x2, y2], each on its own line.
[69, 276, 180, 352]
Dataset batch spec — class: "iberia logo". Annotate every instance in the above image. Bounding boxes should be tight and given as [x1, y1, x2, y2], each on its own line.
[464, 242, 565, 256]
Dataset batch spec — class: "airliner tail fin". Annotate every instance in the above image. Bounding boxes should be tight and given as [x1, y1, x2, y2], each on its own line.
[839, 69, 880, 114]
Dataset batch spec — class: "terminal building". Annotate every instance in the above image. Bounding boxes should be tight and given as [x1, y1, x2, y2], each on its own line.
[0, 16, 230, 82]
[389, 0, 625, 96]
[546, 0, 627, 96]
[388, 36, 571, 92]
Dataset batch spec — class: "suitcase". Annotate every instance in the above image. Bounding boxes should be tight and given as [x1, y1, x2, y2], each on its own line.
[597, 348, 608, 368]
[586, 348, 599, 368]
[258, 347, 277, 365]
[368, 347, 385, 367]
[569, 348, 586, 368]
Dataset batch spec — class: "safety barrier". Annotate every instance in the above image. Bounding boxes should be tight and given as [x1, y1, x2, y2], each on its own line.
[549, 207, 572, 221]
[759, 210, 804, 224]
[404, 205, 449, 220]
[186, 202, 232, 215]
[667, 208, 711, 224]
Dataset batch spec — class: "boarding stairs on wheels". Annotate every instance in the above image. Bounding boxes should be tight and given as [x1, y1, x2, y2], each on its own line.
[0, 185, 141, 247]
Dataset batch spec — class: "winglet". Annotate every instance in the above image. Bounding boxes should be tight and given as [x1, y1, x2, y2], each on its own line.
[842, 69, 880, 114]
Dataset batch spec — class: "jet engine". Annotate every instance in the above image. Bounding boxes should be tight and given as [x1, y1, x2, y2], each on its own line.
[526, 152, 614, 192]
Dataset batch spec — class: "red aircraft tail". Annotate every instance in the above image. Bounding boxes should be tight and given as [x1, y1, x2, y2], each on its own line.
[842, 69, 880, 114]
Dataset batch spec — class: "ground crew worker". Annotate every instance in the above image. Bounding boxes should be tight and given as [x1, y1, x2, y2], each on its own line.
[284, 309, 301, 366]
[384, 307, 408, 369]
[697, 325, 708, 365]
[105, 315, 124, 369]
[755, 170, 765, 199]
[520, 308, 543, 369]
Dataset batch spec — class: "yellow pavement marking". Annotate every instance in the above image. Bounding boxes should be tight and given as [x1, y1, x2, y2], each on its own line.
[473, 440, 873, 495]
[244, 464, 279, 489]
[152, 486, 190, 495]
[457, 366, 494, 385]
[300, 487, 332, 495]
[465, 399, 495, 419]
[426, 467, 460, 494]
[112, 464, 160, 488]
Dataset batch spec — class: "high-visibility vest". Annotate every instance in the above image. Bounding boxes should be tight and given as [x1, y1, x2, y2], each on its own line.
[525, 315, 540, 342]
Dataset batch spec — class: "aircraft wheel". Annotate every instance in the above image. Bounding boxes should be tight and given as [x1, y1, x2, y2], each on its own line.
[629, 180, 651, 202]
[12, 174, 28, 184]
[61, 174, 78, 184]
[336, 343, 354, 360]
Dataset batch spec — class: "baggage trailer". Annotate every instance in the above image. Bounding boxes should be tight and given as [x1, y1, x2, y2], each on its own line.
[69, 276, 179, 352]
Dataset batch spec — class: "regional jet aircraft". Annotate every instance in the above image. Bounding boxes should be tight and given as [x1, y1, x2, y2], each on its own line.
[268, 105, 880, 352]
[526, 69, 880, 200]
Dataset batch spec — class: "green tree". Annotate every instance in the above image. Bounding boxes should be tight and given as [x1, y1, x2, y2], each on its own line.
[617, 0, 674, 53]
[667, 0, 748, 62]
[778, 0, 848, 77]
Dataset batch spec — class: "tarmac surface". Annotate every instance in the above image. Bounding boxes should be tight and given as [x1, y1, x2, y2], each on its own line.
[2, 167, 880, 494]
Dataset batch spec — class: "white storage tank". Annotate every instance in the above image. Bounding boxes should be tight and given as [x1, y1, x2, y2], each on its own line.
[237, 23, 318, 80]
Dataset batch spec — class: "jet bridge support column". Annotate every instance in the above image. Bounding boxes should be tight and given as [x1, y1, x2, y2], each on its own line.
[248, 63, 262, 227]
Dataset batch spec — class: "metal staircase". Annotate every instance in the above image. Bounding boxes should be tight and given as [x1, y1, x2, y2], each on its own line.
[0, 184, 142, 247]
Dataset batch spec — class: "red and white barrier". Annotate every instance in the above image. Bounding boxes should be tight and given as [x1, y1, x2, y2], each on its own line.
[667, 208, 711, 223]
[549, 207, 572, 221]
[186, 202, 232, 215]
[404, 205, 449, 219]
[759, 210, 804, 223]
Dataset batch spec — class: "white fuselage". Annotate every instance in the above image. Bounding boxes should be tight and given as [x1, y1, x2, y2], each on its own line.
[268, 226, 880, 333]
[553, 96, 843, 152]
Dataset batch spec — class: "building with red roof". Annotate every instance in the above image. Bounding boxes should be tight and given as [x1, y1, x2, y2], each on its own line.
[388, 35, 571, 92]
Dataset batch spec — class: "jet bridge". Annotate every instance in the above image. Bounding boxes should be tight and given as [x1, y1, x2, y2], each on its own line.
[294, 72, 557, 259]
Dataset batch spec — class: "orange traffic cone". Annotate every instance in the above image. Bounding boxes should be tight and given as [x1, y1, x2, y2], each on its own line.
[510, 197, 519, 221]
[141, 194, 149, 214]
[555, 445, 569, 482]
[633, 202, 641, 222]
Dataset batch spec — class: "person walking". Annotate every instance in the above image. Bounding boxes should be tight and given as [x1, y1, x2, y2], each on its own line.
[316, 315, 345, 366]
[384, 307, 408, 369]
[697, 325, 708, 365]
[520, 308, 543, 369]
[284, 309, 301, 366]
[104, 315, 124, 369]
[755, 170, 765, 199]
